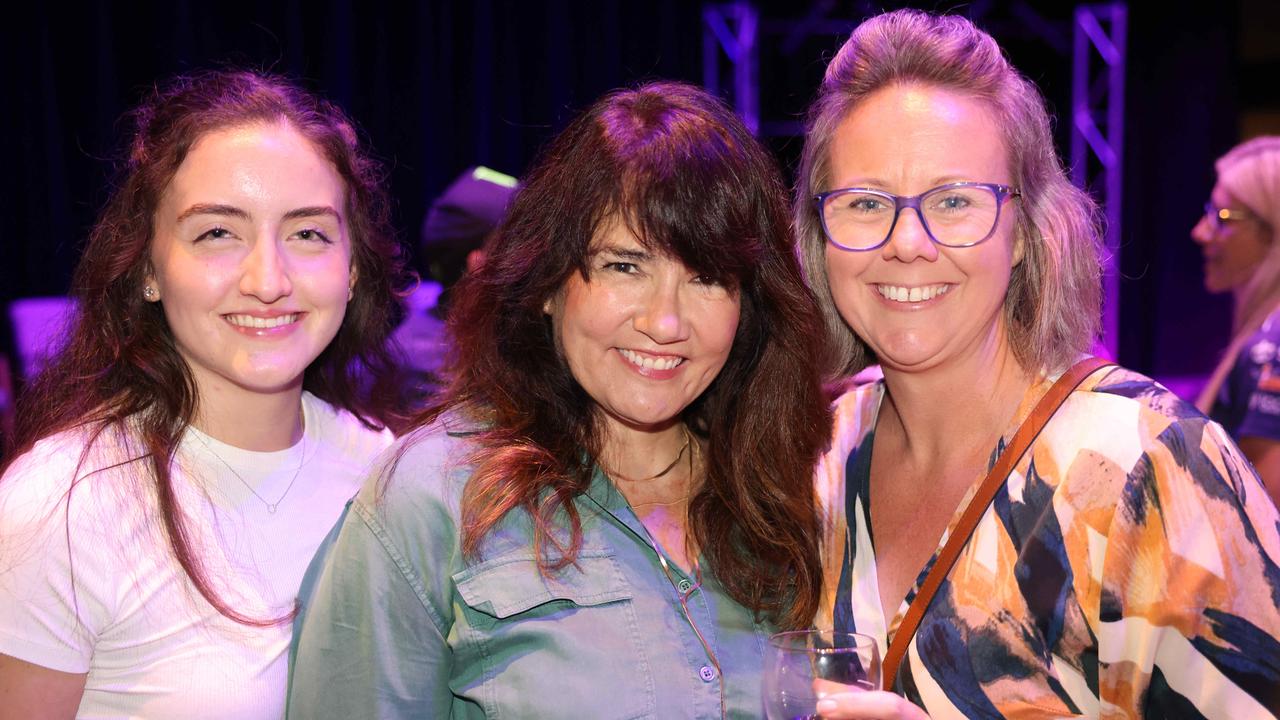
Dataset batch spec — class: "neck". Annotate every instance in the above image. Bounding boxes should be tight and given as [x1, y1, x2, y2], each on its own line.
[598, 418, 689, 479]
[598, 416, 701, 571]
[190, 377, 306, 451]
[598, 418, 697, 503]
[877, 322, 1033, 464]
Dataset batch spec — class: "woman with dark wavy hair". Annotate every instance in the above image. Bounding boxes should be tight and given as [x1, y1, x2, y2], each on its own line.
[288, 81, 832, 718]
[0, 70, 408, 718]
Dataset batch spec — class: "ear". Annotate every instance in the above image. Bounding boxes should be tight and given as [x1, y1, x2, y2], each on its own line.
[1011, 231, 1026, 268]
[348, 263, 358, 301]
[543, 286, 564, 317]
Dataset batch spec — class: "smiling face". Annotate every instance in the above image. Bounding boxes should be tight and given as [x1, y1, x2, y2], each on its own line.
[147, 121, 353, 401]
[822, 83, 1022, 374]
[545, 216, 741, 435]
[1191, 184, 1272, 294]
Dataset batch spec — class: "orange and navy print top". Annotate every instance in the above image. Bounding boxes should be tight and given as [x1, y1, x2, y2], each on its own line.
[816, 365, 1280, 718]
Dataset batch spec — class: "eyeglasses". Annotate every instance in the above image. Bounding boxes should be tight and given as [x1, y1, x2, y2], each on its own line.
[815, 181, 1021, 252]
[1203, 202, 1255, 231]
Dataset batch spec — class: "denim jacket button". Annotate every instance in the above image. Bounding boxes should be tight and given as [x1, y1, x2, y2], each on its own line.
[698, 665, 717, 682]
[677, 578, 694, 594]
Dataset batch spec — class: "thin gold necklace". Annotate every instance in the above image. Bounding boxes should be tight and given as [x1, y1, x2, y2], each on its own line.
[598, 426, 691, 484]
[189, 425, 308, 514]
[594, 438, 725, 719]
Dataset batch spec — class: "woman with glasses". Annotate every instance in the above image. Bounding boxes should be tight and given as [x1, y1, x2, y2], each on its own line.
[287, 82, 831, 719]
[1193, 137, 1280, 509]
[796, 10, 1280, 719]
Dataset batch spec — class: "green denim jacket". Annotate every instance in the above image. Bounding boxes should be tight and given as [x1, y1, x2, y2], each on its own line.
[287, 421, 773, 719]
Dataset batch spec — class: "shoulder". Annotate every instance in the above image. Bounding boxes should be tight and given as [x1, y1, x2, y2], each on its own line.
[0, 423, 147, 533]
[1054, 365, 1208, 448]
[350, 412, 481, 538]
[827, 381, 884, 456]
[1255, 308, 1280, 344]
[1225, 312, 1280, 375]
[1050, 365, 1276, 533]
[814, 382, 882, 514]
[303, 392, 396, 461]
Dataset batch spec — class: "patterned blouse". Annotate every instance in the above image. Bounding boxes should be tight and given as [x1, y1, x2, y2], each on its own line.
[816, 366, 1280, 718]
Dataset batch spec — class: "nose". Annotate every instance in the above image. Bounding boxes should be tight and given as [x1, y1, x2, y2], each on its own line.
[881, 206, 939, 262]
[1191, 214, 1215, 246]
[240, 236, 292, 302]
[633, 278, 688, 344]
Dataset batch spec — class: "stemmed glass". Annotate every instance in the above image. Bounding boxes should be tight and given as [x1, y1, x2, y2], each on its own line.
[763, 630, 881, 720]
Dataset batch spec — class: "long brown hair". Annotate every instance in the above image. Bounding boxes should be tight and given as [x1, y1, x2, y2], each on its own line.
[3, 70, 410, 625]
[406, 81, 831, 630]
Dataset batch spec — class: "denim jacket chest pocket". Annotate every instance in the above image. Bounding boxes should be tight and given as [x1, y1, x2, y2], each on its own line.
[452, 550, 657, 719]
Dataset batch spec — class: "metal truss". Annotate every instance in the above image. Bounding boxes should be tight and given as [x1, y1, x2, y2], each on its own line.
[1071, 3, 1128, 359]
[702, 2, 760, 135]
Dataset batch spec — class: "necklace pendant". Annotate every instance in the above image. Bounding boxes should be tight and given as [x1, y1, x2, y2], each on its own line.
[267, 503, 278, 514]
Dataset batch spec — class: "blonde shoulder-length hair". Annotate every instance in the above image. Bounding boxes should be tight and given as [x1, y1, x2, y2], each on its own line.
[794, 9, 1103, 379]
[1196, 136, 1280, 412]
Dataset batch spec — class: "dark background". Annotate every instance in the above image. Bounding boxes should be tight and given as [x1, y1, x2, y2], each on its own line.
[3, 0, 1278, 388]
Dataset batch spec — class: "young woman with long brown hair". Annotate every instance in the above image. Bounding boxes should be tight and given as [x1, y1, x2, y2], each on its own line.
[0, 70, 408, 719]
[288, 81, 832, 718]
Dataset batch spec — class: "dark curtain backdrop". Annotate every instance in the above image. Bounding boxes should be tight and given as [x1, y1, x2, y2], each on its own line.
[0, 0, 1248, 380]
[0, 0, 702, 298]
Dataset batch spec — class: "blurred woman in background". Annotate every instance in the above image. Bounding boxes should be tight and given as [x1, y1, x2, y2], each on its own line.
[1194, 136, 1280, 508]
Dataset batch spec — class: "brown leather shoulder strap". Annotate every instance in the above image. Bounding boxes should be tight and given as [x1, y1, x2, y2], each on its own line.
[880, 357, 1115, 691]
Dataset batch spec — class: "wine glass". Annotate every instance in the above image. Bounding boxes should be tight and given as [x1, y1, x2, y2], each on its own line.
[763, 630, 880, 720]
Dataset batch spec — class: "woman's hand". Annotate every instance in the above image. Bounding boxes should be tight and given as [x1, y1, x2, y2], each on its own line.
[813, 679, 930, 719]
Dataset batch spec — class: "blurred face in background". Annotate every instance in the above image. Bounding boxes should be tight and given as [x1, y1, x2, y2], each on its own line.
[1192, 184, 1273, 294]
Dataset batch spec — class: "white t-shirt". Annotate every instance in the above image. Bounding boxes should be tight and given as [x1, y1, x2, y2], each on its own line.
[0, 392, 393, 719]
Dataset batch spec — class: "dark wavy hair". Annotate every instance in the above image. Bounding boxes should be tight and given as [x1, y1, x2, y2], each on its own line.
[3, 70, 410, 625]
[407, 81, 831, 630]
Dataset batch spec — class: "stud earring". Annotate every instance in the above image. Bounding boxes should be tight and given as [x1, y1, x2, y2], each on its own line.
[143, 286, 157, 300]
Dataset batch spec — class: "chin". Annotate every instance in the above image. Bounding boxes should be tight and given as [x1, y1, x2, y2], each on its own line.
[1203, 277, 1228, 294]
[607, 406, 686, 431]
[874, 344, 955, 373]
[227, 366, 310, 395]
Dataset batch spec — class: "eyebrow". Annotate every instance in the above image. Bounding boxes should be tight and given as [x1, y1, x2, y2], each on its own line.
[832, 175, 978, 191]
[283, 206, 343, 224]
[174, 204, 342, 224]
[176, 203, 249, 222]
[591, 245, 650, 261]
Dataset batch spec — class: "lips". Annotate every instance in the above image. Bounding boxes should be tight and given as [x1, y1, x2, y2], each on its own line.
[875, 283, 951, 303]
[224, 313, 301, 329]
[618, 347, 685, 371]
